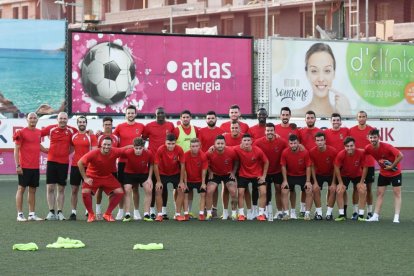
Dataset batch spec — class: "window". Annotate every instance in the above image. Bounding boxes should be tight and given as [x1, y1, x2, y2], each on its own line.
[127, 0, 147, 9]
[223, 0, 233, 5]
[166, 0, 187, 5]
[13, 7, 19, 19]
[376, 3, 390, 21]
[22, 6, 28, 19]
[301, 11, 326, 38]
[221, 18, 233, 35]
[250, 14, 279, 38]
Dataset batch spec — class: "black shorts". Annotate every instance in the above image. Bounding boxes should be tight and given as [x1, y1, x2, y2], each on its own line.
[46, 161, 68, 186]
[378, 174, 402, 187]
[315, 175, 333, 189]
[70, 166, 83, 186]
[186, 182, 206, 193]
[117, 162, 126, 184]
[365, 167, 375, 184]
[123, 173, 149, 187]
[18, 168, 40, 188]
[266, 173, 283, 185]
[287, 175, 307, 192]
[341, 176, 362, 190]
[208, 174, 236, 186]
[237, 176, 266, 189]
[160, 174, 180, 189]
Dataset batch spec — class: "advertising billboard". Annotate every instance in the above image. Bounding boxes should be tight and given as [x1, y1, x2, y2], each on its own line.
[69, 31, 253, 116]
[270, 39, 414, 118]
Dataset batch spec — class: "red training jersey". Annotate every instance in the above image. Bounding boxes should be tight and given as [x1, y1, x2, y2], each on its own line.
[113, 122, 144, 162]
[220, 120, 249, 134]
[41, 124, 77, 164]
[142, 121, 175, 154]
[123, 148, 153, 174]
[71, 132, 97, 167]
[298, 127, 321, 151]
[349, 125, 376, 166]
[207, 147, 237, 176]
[275, 124, 299, 141]
[81, 148, 125, 178]
[365, 142, 401, 177]
[198, 126, 224, 153]
[154, 145, 185, 176]
[13, 127, 42, 169]
[233, 145, 268, 178]
[248, 124, 266, 141]
[97, 133, 119, 148]
[184, 150, 208, 183]
[223, 132, 243, 147]
[334, 149, 367, 178]
[309, 145, 337, 176]
[325, 127, 349, 152]
[280, 148, 312, 176]
[253, 136, 288, 174]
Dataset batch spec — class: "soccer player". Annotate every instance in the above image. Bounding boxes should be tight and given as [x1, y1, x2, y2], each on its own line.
[142, 107, 175, 219]
[122, 137, 153, 222]
[13, 112, 47, 221]
[248, 108, 268, 140]
[333, 137, 368, 221]
[69, 116, 97, 220]
[275, 107, 299, 141]
[309, 132, 337, 220]
[78, 137, 126, 222]
[95, 116, 119, 219]
[234, 134, 269, 221]
[220, 104, 249, 134]
[198, 111, 224, 217]
[113, 105, 145, 220]
[280, 134, 313, 220]
[184, 138, 208, 220]
[253, 122, 288, 220]
[206, 135, 238, 220]
[41, 112, 77, 220]
[153, 134, 186, 221]
[349, 111, 376, 219]
[297, 110, 321, 218]
[223, 121, 243, 146]
[365, 129, 403, 223]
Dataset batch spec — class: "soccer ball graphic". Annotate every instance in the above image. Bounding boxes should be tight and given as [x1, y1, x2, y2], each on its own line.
[81, 42, 136, 105]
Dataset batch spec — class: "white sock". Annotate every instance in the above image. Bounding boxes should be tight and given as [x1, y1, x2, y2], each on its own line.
[316, 207, 322, 215]
[18, 212, 23, 216]
[300, 202, 306, 212]
[223, 209, 229, 217]
[238, 208, 245, 216]
[29, 212, 35, 216]
[339, 209, 344, 215]
[175, 212, 180, 217]
[162, 207, 167, 215]
[118, 208, 124, 215]
[367, 205, 373, 213]
[231, 210, 237, 216]
[125, 212, 131, 216]
[305, 210, 310, 215]
[393, 214, 399, 221]
[290, 209, 296, 214]
[184, 211, 189, 215]
[372, 213, 379, 219]
[247, 209, 252, 215]
[259, 208, 265, 216]
[96, 204, 101, 214]
[72, 209, 76, 215]
[199, 210, 204, 215]
[326, 207, 333, 215]
[358, 209, 365, 216]
[353, 204, 359, 213]
[284, 210, 289, 215]
[207, 210, 212, 216]
[150, 207, 156, 215]
[144, 212, 149, 216]
[134, 209, 141, 217]
[188, 200, 193, 213]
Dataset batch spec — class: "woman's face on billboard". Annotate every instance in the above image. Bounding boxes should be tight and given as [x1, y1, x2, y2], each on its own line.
[306, 51, 335, 99]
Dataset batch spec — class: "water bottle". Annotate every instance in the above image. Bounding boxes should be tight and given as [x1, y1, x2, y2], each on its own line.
[268, 204, 273, 222]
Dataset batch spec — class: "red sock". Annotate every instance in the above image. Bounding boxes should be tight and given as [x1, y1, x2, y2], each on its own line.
[106, 192, 124, 215]
[82, 193, 94, 215]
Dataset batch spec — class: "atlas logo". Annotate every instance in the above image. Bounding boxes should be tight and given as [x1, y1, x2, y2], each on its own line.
[166, 58, 231, 94]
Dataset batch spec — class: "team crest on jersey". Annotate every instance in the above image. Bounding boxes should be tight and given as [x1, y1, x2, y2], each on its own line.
[173, 156, 177, 161]
[197, 161, 201, 167]
[354, 160, 360, 167]
[298, 159, 304, 165]
[340, 133, 344, 140]
[251, 157, 257, 162]
[274, 146, 280, 152]
[325, 157, 331, 163]
[224, 159, 229, 165]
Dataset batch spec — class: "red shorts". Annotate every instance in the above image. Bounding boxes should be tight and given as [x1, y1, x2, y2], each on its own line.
[82, 174, 121, 195]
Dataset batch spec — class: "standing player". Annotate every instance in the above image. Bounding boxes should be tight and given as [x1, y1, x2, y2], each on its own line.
[280, 134, 313, 220]
[13, 112, 47, 221]
[206, 135, 238, 220]
[223, 122, 244, 146]
[253, 123, 288, 220]
[122, 137, 153, 222]
[41, 112, 77, 221]
[113, 105, 145, 220]
[142, 107, 175, 219]
[69, 116, 97, 220]
[95, 117, 119, 219]
[309, 132, 337, 220]
[297, 110, 321, 218]
[220, 104, 249, 134]
[153, 134, 186, 221]
[365, 129, 403, 223]
[234, 134, 269, 221]
[184, 138, 208, 220]
[333, 137, 368, 221]
[275, 107, 299, 141]
[78, 137, 125, 222]
[349, 111, 376, 219]
[198, 111, 224, 218]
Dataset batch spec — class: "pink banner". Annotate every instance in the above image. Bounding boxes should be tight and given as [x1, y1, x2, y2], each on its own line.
[69, 32, 253, 115]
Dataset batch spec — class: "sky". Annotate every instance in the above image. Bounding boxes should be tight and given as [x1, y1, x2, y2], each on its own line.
[0, 19, 65, 50]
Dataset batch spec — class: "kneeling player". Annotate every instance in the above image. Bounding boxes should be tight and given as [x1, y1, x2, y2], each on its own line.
[233, 134, 269, 221]
[78, 137, 125, 222]
[334, 137, 368, 221]
[122, 137, 154, 222]
[183, 138, 208, 221]
[206, 135, 238, 220]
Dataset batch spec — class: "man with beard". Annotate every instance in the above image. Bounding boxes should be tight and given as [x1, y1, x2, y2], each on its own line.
[220, 104, 249, 134]
[275, 107, 299, 141]
[69, 116, 97, 220]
